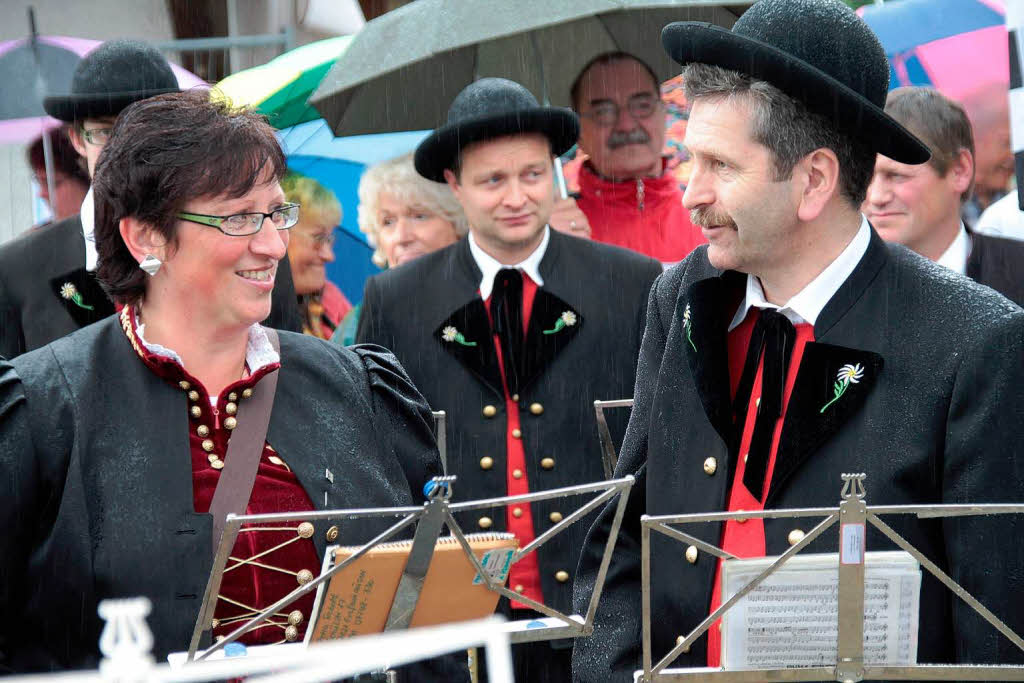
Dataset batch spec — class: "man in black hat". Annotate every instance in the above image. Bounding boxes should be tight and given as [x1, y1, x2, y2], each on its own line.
[0, 39, 300, 359]
[573, 0, 1024, 680]
[357, 77, 662, 681]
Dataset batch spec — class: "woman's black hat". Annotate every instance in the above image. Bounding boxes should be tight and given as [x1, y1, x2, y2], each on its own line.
[661, 0, 930, 164]
[43, 39, 181, 122]
[415, 78, 579, 182]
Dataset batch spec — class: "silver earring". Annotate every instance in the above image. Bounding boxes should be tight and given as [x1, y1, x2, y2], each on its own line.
[139, 254, 162, 276]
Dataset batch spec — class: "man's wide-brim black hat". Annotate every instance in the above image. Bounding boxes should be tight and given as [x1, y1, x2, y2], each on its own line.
[44, 39, 181, 122]
[662, 0, 930, 164]
[415, 78, 579, 182]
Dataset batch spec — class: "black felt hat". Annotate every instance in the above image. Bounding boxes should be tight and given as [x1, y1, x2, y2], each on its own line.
[661, 0, 930, 164]
[415, 78, 579, 182]
[43, 39, 181, 122]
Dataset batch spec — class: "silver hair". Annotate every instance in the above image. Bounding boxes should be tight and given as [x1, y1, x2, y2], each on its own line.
[357, 153, 469, 268]
[682, 63, 875, 206]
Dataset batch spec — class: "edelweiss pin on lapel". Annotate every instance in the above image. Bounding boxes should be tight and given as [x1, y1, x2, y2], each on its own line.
[820, 363, 864, 413]
[441, 325, 477, 347]
[543, 310, 577, 335]
[682, 304, 696, 351]
[60, 282, 94, 311]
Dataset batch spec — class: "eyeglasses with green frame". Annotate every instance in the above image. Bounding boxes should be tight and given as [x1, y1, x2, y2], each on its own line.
[177, 203, 301, 236]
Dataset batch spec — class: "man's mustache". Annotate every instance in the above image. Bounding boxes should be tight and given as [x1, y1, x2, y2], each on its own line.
[607, 128, 651, 150]
[690, 206, 736, 230]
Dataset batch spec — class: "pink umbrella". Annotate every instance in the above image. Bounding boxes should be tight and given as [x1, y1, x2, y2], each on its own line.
[0, 35, 206, 145]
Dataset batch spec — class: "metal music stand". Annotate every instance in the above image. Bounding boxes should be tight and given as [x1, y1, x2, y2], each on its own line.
[638, 473, 1024, 682]
[593, 398, 633, 479]
[186, 474, 634, 662]
[431, 409, 447, 474]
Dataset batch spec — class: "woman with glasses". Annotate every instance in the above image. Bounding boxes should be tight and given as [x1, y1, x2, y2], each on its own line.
[0, 91, 456, 678]
[280, 172, 352, 339]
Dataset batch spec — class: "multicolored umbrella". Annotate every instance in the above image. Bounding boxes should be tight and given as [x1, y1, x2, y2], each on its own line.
[0, 35, 205, 145]
[859, 0, 1008, 101]
[277, 119, 429, 303]
[214, 36, 352, 130]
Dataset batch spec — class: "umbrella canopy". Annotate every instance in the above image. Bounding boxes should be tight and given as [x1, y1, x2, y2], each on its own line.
[214, 36, 352, 130]
[310, 0, 747, 136]
[277, 119, 430, 303]
[0, 36, 205, 145]
[859, 0, 1008, 101]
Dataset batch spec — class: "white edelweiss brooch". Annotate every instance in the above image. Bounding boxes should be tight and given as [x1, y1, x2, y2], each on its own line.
[820, 363, 864, 413]
[441, 325, 476, 347]
[543, 310, 578, 335]
[682, 303, 696, 351]
[60, 282, 94, 311]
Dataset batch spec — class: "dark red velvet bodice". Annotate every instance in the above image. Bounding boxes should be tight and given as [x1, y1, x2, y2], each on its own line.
[120, 307, 319, 645]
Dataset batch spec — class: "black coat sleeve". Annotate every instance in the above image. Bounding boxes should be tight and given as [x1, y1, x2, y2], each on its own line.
[0, 267, 25, 359]
[353, 344, 441, 505]
[0, 360, 39, 672]
[943, 309, 1024, 664]
[572, 270, 672, 682]
[263, 256, 302, 332]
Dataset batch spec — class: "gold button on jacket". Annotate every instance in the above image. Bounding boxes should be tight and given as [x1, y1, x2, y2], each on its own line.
[788, 528, 805, 546]
[685, 545, 698, 564]
[555, 570, 570, 583]
[325, 525, 339, 542]
[703, 457, 717, 475]
[482, 405, 497, 418]
[479, 456, 494, 470]
[478, 516, 493, 529]
[540, 457, 555, 470]
[549, 511, 563, 523]
[529, 402, 544, 415]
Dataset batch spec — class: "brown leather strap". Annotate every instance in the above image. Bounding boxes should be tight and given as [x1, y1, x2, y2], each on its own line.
[208, 328, 281, 555]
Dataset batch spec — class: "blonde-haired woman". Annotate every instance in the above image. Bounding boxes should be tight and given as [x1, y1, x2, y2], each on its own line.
[281, 171, 352, 338]
[332, 153, 467, 344]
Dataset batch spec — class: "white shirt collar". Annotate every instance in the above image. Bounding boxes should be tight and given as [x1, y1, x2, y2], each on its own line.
[80, 188, 98, 272]
[469, 226, 549, 300]
[728, 216, 872, 331]
[935, 222, 971, 276]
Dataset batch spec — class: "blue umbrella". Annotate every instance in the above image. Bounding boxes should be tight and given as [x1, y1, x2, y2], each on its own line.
[858, 0, 1006, 98]
[277, 119, 430, 304]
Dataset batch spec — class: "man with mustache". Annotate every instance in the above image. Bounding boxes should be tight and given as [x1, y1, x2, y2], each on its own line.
[572, 1, 1024, 680]
[863, 86, 1024, 306]
[357, 77, 662, 683]
[553, 52, 704, 266]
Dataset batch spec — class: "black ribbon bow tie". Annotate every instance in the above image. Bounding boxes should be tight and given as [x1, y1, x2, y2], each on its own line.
[491, 268, 524, 395]
[732, 308, 797, 499]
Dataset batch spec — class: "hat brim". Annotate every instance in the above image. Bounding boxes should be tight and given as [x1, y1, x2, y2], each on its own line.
[662, 22, 930, 165]
[43, 87, 181, 122]
[414, 108, 580, 182]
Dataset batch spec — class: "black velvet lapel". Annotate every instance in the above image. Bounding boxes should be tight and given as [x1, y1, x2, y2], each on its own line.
[681, 271, 746, 447]
[49, 267, 115, 328]
[767, 341, 883, 506]
[435, 298, 504, 397]
[519, 288, 582, 392]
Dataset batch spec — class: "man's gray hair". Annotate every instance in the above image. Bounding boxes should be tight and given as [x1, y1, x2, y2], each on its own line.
[682, 63, 875, 206]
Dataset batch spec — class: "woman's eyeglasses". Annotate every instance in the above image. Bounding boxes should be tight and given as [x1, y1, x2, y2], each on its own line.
[177, 204, 301, 236]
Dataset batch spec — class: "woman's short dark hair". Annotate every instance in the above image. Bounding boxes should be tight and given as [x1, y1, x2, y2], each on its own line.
[92, 89, 287, 304]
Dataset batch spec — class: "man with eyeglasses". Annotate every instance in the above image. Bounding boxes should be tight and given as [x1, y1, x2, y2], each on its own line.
[556, 52, 705, 267]
[0, 40, 301, 359]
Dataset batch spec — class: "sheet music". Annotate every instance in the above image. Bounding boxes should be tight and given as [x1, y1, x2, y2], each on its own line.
[720, 551, 920, 670]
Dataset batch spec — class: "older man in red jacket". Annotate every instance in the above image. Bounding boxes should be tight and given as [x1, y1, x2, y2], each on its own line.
[550, 52, 705, 267]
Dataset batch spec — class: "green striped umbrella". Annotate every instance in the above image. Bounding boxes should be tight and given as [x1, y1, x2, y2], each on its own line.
[215, 35, 352, 129]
